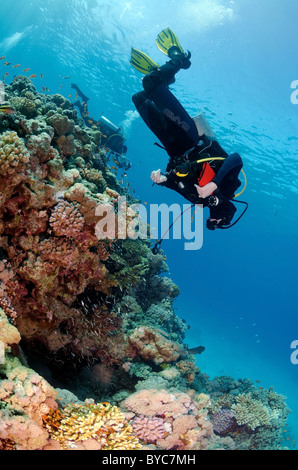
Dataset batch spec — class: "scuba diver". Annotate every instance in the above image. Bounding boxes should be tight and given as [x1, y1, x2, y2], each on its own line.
[130, 28, 247, 231]
[72, 83, 130, 169]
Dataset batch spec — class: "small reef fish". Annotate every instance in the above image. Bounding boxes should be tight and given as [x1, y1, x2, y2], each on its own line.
[22, 68, 31, 72]
[0, 56, 5, 60]
[63, 76, 71, 79]
[4, 62, 11, 66]
[12, 64, 21, 68]
[0, 105, 16, 115]
[29, 74, 37, 78]
[40, 73, 43, 79]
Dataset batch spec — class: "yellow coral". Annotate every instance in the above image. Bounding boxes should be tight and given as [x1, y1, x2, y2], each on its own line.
[0, 131, 30, 176]
[43, 402, 142, 450]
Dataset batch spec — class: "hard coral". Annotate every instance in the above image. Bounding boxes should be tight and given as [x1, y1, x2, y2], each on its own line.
[128, 326, 182, 365]
[121, 389, 213, 450]
[231, 393, 272, 431]
[0, 307, 20, 347]
[0, 131, 30, 176]
[132, 415, 167, 443]
[210, 408, 237, 436]
[43, 402, 142, 450]
[49, 200, 85, 238]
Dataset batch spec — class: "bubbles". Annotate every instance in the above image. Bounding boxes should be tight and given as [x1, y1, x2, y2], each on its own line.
[120, 110, 139, 136]
[178, 0, 235, 33]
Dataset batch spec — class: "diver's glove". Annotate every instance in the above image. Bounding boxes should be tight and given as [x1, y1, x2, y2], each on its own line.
[168, 46, 192, 70]
[151, 169, 168, 185]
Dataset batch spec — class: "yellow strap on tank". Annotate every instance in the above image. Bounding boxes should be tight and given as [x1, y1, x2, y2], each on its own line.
[194, 157, 247, 199]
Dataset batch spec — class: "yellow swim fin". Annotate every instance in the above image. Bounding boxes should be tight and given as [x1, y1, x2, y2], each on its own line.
[130, 48, 159, 75]
[155, 27, 184, 57]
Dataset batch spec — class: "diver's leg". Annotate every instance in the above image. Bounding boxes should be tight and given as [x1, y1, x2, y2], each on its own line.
[132, 56, 199, 156]
[73, 100, 85, 117]
[132, 88, 198, 158]
[71, 83, 90, 103]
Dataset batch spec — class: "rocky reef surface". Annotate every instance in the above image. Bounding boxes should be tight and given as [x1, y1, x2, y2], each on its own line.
[0, 77, 290, 450]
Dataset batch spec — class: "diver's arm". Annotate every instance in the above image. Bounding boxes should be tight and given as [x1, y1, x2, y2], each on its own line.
[213, 153, 243, 187]
[151, 169, 180, 192]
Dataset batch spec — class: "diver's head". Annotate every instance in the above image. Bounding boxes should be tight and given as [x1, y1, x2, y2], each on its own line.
[206, 198, 237, 230]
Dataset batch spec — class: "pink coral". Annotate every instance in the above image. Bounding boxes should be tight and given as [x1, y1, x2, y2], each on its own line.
[132, 416, 167, 443]
[49, 200, 85, 238]
[121, 389, 214, 450]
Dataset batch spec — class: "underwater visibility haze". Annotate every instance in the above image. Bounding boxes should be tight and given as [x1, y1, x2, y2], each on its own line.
[0, 0, 297, 451]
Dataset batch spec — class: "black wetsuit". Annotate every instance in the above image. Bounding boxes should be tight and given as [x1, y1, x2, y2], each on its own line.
[132, 61, 243, 205]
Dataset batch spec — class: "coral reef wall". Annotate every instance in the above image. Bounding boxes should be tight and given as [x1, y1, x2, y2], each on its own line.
[0, 77, 291, 450]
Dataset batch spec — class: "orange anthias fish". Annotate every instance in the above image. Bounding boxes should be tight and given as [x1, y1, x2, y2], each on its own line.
[12, 64, 21, 68]
[22, 68, 31, 72]
[29, 74, 37, 78]
[0, 56, 5, 60]
[0, 105, 16, 115]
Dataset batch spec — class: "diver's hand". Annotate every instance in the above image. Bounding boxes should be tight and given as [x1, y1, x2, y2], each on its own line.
[151, 169, 167, 184]
[195, 182, 218, 198]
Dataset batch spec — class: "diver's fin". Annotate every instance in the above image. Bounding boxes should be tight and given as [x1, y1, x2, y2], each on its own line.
[155, 27, 184, 57]
[130, 48, 159, 75]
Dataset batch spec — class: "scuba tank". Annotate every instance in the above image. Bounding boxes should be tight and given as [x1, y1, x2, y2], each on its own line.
[98, 116, 122, 135]
[98, 116, 127, 156]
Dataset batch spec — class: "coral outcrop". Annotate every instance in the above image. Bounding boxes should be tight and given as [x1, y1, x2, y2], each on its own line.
[0, 76, 291, 451]
[121, 389, 220, 450]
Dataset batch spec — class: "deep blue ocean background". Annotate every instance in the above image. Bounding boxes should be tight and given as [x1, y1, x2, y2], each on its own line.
[0, 0, 297, 448]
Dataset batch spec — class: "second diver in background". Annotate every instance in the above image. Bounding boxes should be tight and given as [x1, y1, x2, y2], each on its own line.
[72, 83, 130, 171]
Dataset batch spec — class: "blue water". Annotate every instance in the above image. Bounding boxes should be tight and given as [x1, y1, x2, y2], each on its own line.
[1, 0, 297, 447]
